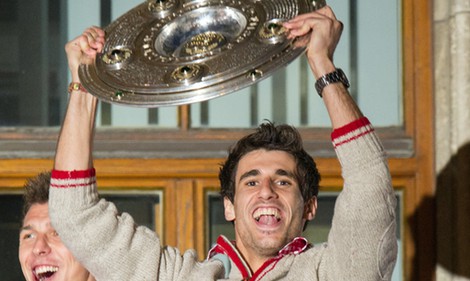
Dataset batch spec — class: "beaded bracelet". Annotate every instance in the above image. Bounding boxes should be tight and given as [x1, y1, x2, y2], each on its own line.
[68, 82, 88, 94]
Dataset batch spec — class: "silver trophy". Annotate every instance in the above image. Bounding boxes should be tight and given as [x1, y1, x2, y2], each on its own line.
[79, 0, 326, 107]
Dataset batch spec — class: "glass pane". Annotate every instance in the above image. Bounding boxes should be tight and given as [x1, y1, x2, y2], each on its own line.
[67, 0, 179, 128]
[208, 192, 235, 244]
[0, 0, 68, 127]
[191, 0, 402, 128]
[0, 194, 23, 281]
[94, 0, 179, 128]
[0, 0, 401, 128]
[0, 191, 161, 281]
[101, 191, 162, 232]
[206, 191, 403, 280]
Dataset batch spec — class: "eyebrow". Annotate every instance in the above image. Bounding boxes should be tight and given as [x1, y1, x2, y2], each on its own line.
[238, 169, 260, 183]
[275, 169, 296, 179]
[19, 225, 31, 233]
[238, 169, 296, 184]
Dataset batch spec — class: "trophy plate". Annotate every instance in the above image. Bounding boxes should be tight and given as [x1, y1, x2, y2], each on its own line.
[79, 0, 326, 107]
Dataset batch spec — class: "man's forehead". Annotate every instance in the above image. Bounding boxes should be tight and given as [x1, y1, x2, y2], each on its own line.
[237, 150, 295, 172]
[21, 203, 52, 230]
[21, 219, 53, 233]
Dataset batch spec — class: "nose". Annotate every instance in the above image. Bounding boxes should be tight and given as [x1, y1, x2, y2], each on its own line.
[33, 235, 51, 256]
[258, 179, 278, 200]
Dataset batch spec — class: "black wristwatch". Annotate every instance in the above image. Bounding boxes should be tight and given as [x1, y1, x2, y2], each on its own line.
[314, 68, 350, 97]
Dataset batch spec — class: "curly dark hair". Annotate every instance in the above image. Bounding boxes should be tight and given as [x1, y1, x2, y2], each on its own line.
[22, 171, 51, 219]
[219, 121, 320, 204]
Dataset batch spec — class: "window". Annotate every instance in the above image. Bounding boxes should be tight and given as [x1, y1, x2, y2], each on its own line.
[0, 0, 401, 128]
[0, 194, 23, 281]
[0, 0, 435, 279]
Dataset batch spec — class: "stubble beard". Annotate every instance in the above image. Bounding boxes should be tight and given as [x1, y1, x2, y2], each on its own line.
[246, 230, 289, 258]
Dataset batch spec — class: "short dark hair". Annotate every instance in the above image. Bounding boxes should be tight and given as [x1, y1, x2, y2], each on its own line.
[22, 171, 51, 219]
[219, 121, 320, 204]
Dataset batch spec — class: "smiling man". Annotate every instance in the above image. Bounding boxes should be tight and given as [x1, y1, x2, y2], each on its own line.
[228, 150, 309, 258]
[214, 127, 320, 274]
[19, 172, 95, 281]
[48, 5, 397, 281]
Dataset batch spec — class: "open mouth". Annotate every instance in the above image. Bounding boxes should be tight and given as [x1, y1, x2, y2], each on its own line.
[253, 207, 281, 225]
[33, 265, 58, 281]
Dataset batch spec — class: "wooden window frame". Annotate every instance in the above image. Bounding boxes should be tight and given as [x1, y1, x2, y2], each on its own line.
[0, 0, 434, 280]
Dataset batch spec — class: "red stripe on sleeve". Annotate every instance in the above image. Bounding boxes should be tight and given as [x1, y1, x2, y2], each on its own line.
[331, 117, 371, 140]
[51, 168, 96, 180]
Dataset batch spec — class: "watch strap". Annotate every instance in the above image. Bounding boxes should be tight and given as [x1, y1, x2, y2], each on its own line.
[314, 68, 350, 97]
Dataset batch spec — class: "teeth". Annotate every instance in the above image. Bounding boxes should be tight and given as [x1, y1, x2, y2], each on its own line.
[34, 265, 58, 275]
[253, 208, 281, 221]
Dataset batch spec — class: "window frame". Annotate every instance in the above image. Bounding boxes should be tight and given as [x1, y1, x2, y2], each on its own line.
[0, 0, 435, 279]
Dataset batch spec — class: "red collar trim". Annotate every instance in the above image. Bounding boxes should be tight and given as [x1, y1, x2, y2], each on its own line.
[208, 235, 252, 279]
[278, 236, 310, 256]
[208, 236, 311, 280]
[252, 237, 311, 281]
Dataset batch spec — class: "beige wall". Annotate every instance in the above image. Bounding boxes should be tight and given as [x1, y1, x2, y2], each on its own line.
[434, 0, 470, 280]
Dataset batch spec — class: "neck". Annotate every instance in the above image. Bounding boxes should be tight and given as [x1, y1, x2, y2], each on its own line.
[234, 241, 278, 273]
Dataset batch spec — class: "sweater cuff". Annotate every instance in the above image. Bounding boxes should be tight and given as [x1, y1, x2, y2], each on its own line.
[51, 168, 95, 179]
[331, 117, 373, 148]
[331, 117, 387, 174]
[51, 168, 96, 189]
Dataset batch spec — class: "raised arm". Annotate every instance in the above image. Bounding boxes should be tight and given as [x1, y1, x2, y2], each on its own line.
[53, 26, 104, 170]
[284, 6, 362, 128]
[49, 27, 226, 281]
[49, 27, 164, 280]
[285, 8, 398, 280]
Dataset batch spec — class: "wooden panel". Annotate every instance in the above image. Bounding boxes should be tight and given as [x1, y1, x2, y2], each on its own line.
[0, 156, 432, 280]
[0, 157, 418, 189]
[403, 0, 436, 279]
[195, 179, 221, 260]
[0, 159, 53, 187]
[173, 180, 196, 250]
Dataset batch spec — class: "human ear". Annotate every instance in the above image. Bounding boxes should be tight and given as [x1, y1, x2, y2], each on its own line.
[224, 197, 235, 221]
[304, 196, 317, 221]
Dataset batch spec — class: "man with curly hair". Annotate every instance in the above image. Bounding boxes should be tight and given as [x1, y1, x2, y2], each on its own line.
[48, 6, 397, 281]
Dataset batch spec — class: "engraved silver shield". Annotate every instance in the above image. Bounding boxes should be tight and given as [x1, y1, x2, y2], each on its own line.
[79, 0, 326, 107]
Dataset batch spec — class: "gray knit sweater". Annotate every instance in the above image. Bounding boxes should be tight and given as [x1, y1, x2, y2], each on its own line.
[49, 117, 397, 280]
